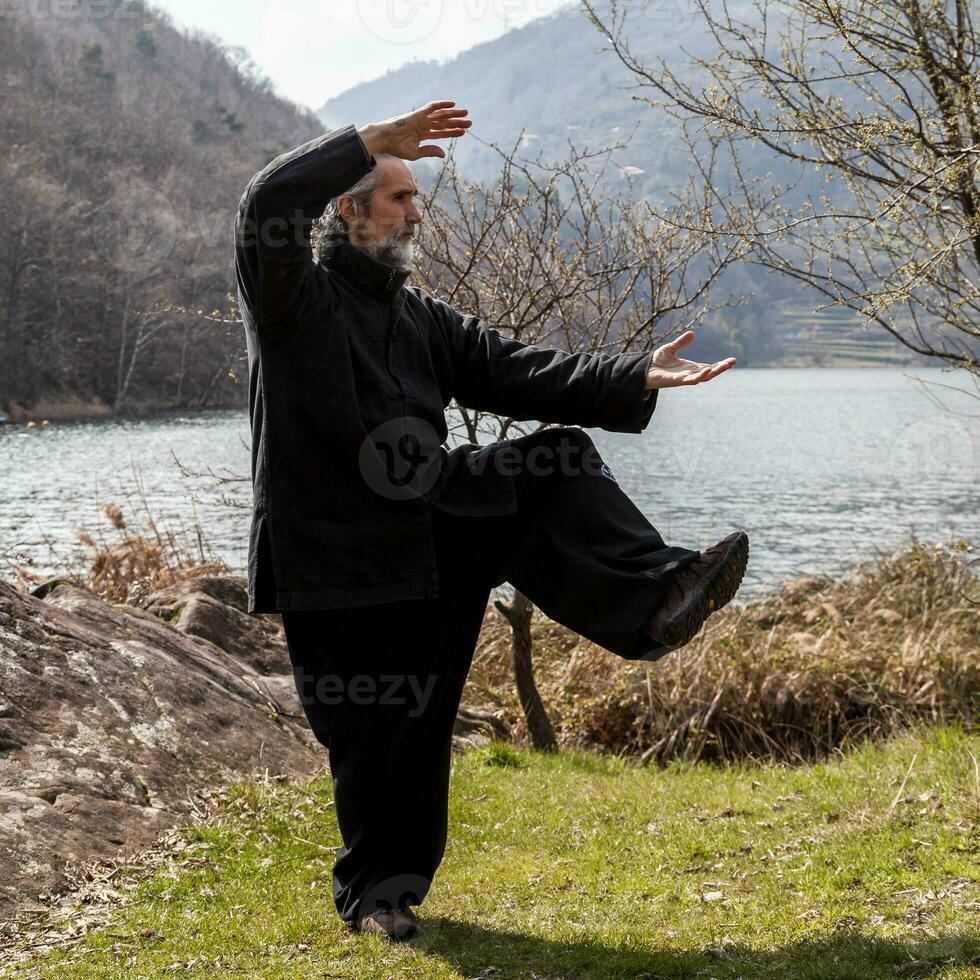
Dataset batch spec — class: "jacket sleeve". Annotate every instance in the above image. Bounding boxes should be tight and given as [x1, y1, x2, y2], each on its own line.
[430, 296, 659, 434]
[235, 124, 375, 335]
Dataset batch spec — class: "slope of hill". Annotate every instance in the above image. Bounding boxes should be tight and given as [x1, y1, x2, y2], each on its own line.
[0, 1, 320, 417]
[318, 2, 798, 198]
[318, 2, 926, 368]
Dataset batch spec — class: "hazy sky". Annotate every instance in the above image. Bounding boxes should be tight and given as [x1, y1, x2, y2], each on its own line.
[151, 0, 575, 110]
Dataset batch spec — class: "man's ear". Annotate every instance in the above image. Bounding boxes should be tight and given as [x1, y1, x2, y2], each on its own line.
[337, 194, 357, 227]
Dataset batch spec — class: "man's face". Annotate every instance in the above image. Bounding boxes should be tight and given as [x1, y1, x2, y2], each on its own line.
[345, 158, 421, 249]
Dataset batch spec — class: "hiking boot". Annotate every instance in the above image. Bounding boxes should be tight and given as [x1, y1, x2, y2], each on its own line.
[644, 530, 749, 650]
[355, 904, 422, 941]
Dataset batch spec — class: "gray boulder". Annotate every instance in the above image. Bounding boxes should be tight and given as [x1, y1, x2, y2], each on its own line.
[0, 578, 318, 924]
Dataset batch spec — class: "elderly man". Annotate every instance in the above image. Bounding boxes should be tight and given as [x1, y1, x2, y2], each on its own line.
[235, 100, 748, 941]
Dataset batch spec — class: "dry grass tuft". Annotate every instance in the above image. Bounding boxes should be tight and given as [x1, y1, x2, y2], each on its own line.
[465, 537, 978, 764]
[14, 503, 230, 606]
[78, 505, 230, 605]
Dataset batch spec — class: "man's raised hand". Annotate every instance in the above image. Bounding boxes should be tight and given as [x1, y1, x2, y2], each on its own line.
[644, 330, 737, 390]
[358, 101, 471, 161]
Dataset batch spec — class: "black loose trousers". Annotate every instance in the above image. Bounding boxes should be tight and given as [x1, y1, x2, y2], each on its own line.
[282, 426, 700, 923]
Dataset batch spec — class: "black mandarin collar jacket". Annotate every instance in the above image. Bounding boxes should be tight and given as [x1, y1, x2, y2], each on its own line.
[235, 124, 659, 613]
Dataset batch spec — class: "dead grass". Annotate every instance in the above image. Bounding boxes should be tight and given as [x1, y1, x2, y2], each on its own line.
[12, 503, 229, 606]
[465, 536, 979, 764]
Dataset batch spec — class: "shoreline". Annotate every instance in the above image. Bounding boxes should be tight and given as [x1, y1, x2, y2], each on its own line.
[0, 362, 944, 426]
[0, 398, 246, 425]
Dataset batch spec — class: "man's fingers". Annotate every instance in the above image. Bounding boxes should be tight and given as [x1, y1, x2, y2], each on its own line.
[429, 116, 473, 129]
[430, 121, 470, 132]
[427, 108, 468, 126]
[652, 334, 688, 360]
[427, 128, 469, 140]
[663, 329, 695, 354]
[417, 145, 447, 159]
[429, 120, 471, 132]
[685, 358, 736, 384]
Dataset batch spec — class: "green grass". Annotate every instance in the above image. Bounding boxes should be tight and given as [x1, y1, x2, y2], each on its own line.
[4, 726, 978, 979]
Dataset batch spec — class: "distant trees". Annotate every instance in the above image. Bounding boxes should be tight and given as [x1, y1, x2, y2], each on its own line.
[584, 0, 980, 386]
[0, 4, 317, 417]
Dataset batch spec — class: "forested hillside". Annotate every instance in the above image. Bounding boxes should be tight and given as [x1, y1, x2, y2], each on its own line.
[0, 1, 318, 417]
[0, 1, 927, 422]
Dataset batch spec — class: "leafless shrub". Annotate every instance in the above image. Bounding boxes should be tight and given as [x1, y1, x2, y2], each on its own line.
[583, 0, 980, 390]
[466, 536, 978, 763]
[418, 129, 745, 748]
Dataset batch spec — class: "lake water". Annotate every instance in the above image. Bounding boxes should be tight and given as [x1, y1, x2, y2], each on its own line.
[1, 367, 977, 600]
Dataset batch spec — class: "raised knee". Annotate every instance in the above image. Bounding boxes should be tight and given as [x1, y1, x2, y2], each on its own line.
[540, 426, 595, 451]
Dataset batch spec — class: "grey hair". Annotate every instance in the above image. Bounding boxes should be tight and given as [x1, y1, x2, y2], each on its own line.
[312, 152, 400, 264]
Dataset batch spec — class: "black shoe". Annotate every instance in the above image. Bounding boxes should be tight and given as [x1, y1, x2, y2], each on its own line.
[355, 904, 422, 941]
[644, 530, 749, 650]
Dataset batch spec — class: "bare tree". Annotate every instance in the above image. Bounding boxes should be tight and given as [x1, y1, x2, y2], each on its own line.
[415, 131, 744, 748]
[583, 0, 980, 393]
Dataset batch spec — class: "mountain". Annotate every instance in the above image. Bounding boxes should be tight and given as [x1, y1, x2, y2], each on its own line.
[318, 3, 926, 367]
[319, 2, 799, 197]
[0, 0, 320, 418]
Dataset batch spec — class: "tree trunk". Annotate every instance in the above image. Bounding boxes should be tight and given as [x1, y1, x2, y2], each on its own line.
[175, 321, 192, 405]
[113, 278, 132, 412]
[493, 588, 557, 752]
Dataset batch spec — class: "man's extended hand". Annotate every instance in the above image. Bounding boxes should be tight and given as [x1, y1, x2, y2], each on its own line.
[645, 330, 736, 389]
[357, 101, 471, 161]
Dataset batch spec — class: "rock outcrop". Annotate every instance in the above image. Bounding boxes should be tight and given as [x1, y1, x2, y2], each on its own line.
[0, 576, 317, 923]
[0, 575, 508, 924]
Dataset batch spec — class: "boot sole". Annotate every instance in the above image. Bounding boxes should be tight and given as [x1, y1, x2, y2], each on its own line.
[657, 531, 749, 649]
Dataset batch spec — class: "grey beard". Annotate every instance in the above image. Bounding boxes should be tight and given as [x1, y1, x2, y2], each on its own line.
[362, 227, 417, 272]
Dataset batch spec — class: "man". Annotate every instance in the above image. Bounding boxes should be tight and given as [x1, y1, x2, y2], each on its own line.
[235, 100, 748, 941]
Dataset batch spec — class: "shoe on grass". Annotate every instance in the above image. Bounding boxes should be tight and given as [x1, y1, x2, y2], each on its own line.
[355, 904, 422, 941]
[644, 530, 749, 650]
